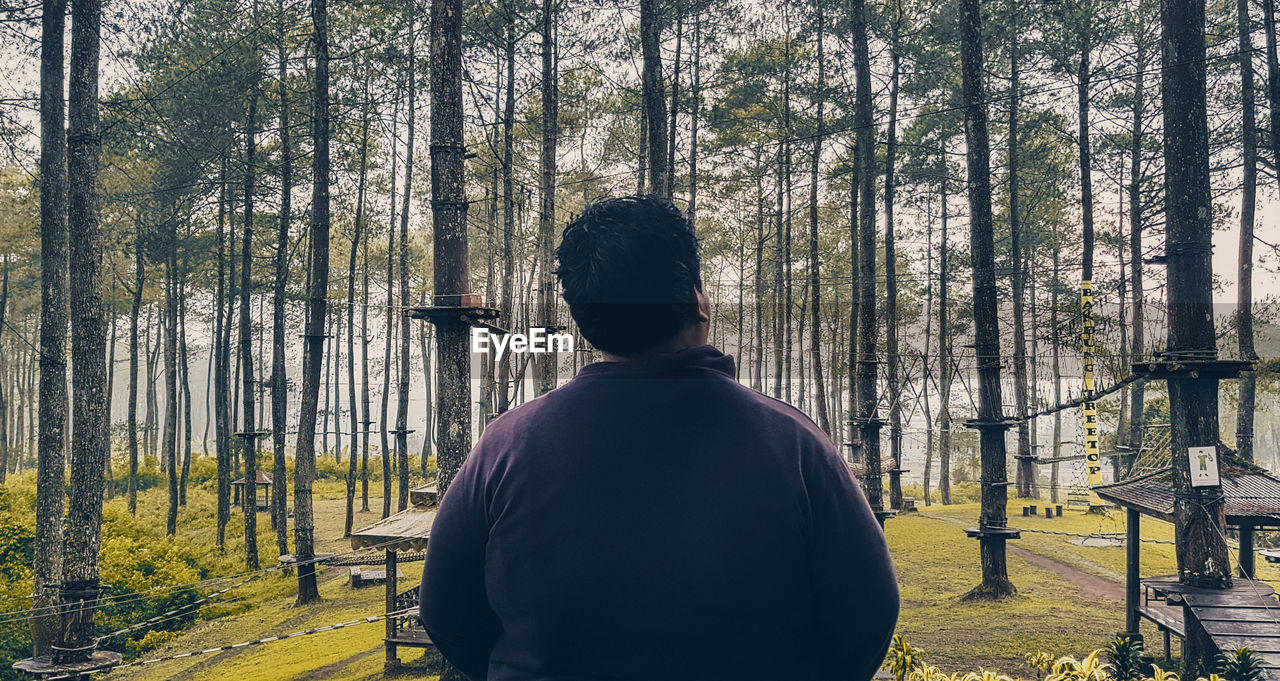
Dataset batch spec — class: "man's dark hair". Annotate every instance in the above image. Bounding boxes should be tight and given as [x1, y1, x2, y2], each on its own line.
[555, 195, 702, 356]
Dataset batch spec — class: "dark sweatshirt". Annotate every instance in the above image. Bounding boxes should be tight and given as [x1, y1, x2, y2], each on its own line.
[418, 345, 899, 681]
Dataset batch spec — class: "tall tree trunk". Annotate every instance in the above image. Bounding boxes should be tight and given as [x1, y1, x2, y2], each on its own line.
[938, 173, 951, 505]
[128, 232, 144, 516]
[60, 0, 110, 656]
[1266, 0, 1280, 197]
[33, 0, 68, 655]
[346, 94, 369, 537]
[381, 87, 400, 519]
[689, 12, 700, 227]
[397, 13, 417, 511]
[497, 16, 515, 416]
[164, 234, 178, 535]
[240, 94, 260, 569]
[885, 10, 902, 511]
[1010, 14, 1034, 499]
[1128, 34, 1148, 455]
[1052, 246, 1062, 503]
[666, 9, 681, 198]
[294, 0, 329, 605]
[1236, 0, 1257, 461]
[848, 150, 859, 454]
[104, 283, 115, 497]
[430, 0, 472, 496]
[536, 0, 558, 397]
[639, 0, 669, 197]
[0, 257, 8, 485]
[179, 276, 193, 505]
[271, 0, 292, 556]
[361, 190, 372, 512]
[215, 159, 232, 548]
[851, 0, 883, 518]
[1162, 0, 1231, 672]
[922, 208, 934, 506]
[959, 0, 1015, 599]
[808, 10, 830, 436]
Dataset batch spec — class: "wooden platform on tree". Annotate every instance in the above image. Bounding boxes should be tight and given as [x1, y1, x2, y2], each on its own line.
[387, 627, 435, 648]
[1143, 576, 1280, 678]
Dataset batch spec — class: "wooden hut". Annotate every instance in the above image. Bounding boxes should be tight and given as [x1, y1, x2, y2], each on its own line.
[232, 470, 272, 511]
[350, 503, 436, 669]
[1096, 465, 1280, 674]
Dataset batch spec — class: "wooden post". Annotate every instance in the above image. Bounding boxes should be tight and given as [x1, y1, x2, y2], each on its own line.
[1240, 524, 1255, 577]
[1126, 509, 1141, 635]
[385, 549, 398, 668]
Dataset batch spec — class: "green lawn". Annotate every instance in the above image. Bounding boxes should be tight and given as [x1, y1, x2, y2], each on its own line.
[78, 489, 1254, 680]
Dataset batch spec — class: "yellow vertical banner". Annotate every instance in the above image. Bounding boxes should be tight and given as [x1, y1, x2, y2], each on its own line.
[1080, 281, 1103, 505]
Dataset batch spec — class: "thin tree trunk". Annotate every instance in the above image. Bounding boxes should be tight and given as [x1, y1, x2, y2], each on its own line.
[346, 92, 370, 537]
[809, 12, 829, 436]
[1010, 13, 1034, 499]
[959, 0, 1015, 599]
[164, 227, 179, 535]
[179, 275, 192, 505]
[397, 12, 417, 511]
[666, 9, 682, 198]
[1128, 34, 1148, 456]
[536, 0, 558, 397]
[1052, 246, 1062, 503]
[885, 9, 902, 511]
[294, 0, 330, 605]
[270, 0, 292, 556]
[497, 16, 515, 416]
[851, 0, 883, 518]
[216, 159, 232, 548]
[1236, 0, 1257, 461]
[938, 173, 951, 505]
[33, 0, 68, 654]
[689, 12, 700, 227]
[240, 93, 260, 569]
[381, 86, 400, 519]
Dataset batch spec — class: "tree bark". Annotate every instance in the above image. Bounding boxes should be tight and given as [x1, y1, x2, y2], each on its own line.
[1128, 34, 1147, 455]
[885, 9, 902, 511]
[430, 0, 472, 497]
[271, 0, 292, 556]
[536, 0, 558, 397]
[1236, 0, 1257, 461]
[164, 223, 179, 535]
[497, 15, 515, 416]
[33, 0, 68, 655]
[179, 275, 193, 505]
[60, 0, 109, 655]
[240, 94, 260, 570]
[1010, 14, 1034, 499]
[346, 92, 370, 537]
[215, 159, 232, 548]
[938, 173, 951, 505]
[397, 13, 417, 512]
[808, 10, 830, 436]
[294, 0, 330, 605]
[851, 0, 882, 517]
[959, 0, 1015, 599]
[639, 0, 669, 197]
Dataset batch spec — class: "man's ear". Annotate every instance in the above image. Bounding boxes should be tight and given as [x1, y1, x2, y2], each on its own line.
[694, 286, 711, 323]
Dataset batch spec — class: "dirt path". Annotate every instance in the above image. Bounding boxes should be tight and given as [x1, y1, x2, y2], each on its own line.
[1009, 542, 1125, 601]
[917, 512, 1126, 601]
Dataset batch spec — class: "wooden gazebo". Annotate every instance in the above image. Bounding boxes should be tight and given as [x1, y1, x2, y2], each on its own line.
[232, 470, 272, 511]
[350, 501, 436, 669]
[1096, 464, 1280, 674]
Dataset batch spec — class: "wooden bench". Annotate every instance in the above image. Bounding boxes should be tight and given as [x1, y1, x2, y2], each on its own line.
[349, 567, 404, 588]
[901, 497, 917, 513]
[1260, 549, 1280, 564]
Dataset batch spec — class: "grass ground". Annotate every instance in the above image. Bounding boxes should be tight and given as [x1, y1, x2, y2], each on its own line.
[92, 490, 1276, 680]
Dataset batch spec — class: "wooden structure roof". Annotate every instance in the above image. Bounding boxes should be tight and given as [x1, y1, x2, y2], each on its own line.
[232, 471, 273, 485]
[350, 505, 436, 552]
[1095, 467, 1280, 527]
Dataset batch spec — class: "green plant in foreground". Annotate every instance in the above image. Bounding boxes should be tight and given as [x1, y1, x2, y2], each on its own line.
[1216, 649, 1264, 681]
[1106, 636, 1146, 681]
[888, 634, 929, 681]
[1047, 649, 1110, 681]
